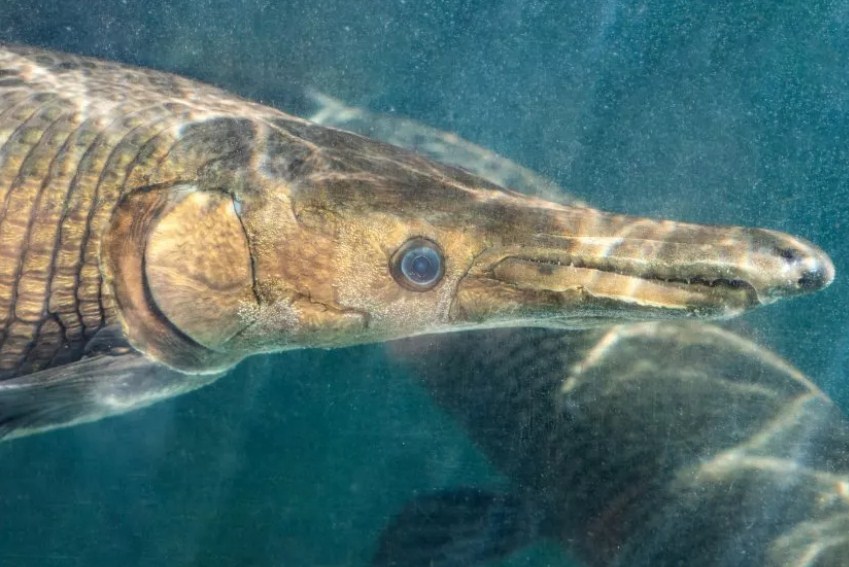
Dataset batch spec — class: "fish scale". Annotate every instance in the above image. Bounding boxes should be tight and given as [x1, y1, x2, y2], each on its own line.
[0, 87, 112, 375]
[0, 46, 235, 377]
[0, 44, 319, 378]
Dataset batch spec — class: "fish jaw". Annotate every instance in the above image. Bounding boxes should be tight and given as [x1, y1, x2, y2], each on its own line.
[446, 198, 834, 329]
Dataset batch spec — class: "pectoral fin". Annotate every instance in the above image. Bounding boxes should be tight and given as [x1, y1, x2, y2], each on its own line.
[373, 488, 539, 567]
[0, 326, 223, 441]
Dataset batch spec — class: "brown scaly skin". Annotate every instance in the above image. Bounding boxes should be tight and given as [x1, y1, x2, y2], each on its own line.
[0, 46, 834, 388]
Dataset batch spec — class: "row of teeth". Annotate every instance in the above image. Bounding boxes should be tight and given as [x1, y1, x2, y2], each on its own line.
[523, 257, 751, 290]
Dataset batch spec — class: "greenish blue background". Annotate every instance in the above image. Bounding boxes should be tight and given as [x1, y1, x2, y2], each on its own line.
[0, 1, 847, 565]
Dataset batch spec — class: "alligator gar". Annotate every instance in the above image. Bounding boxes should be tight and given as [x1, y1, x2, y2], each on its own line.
[0, 44, 834, 439]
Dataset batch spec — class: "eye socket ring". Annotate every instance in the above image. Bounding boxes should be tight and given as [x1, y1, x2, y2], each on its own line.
[390, 237, 445, 292]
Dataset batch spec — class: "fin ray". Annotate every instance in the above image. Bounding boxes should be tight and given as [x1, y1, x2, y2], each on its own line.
[0, 327, 222, 440]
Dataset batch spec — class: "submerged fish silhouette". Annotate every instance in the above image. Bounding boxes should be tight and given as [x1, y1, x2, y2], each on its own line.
[383, 324, 849, 566]
[0, 44, 833, 440]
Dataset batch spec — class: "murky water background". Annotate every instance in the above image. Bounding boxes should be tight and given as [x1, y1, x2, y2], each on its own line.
[1, 1, 847, 565]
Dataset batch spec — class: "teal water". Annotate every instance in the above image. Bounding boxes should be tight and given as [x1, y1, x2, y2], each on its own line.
[0, 1, 847, 566]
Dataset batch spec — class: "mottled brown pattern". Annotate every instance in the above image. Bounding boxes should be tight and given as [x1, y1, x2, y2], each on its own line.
[0, 44, 834, 381]
[0, 43, 529, 376]
[0, 44, 295, 377]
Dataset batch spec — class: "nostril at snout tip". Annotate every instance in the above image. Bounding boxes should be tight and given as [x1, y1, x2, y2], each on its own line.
[770, 239, 835, 294]
[797, 268, 829, 290]
[796, 250, 835, 292]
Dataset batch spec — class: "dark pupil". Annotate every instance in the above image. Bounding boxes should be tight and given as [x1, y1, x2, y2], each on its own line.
[401, 247, 440, 284]
[411, 256, 432, 278]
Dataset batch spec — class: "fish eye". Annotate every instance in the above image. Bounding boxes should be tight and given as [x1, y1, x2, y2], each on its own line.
[390, 238, 445, 291]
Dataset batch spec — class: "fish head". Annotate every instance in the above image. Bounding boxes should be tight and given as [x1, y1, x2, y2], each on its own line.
[226, 120, 834, 352]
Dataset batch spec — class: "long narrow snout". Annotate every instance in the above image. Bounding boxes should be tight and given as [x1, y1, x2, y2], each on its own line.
[450, 198, 834, 328]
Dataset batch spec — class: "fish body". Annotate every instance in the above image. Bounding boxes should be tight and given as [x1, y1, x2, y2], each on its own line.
[0, 44, 834, 439]
[384, 323, 849, 566]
